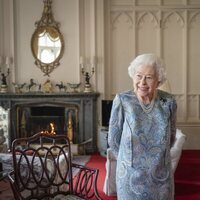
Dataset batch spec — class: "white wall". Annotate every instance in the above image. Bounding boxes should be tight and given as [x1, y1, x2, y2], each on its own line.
[13, 0, 80, 86]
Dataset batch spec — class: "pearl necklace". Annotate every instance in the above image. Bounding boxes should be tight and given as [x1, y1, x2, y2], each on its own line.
[136, 91, 157, 114]
[138, 98, 155, 113]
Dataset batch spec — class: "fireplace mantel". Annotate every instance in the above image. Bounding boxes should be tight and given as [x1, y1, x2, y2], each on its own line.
[0, 92, 99, 153]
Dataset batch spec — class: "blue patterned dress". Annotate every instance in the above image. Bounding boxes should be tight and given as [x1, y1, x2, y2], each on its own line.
[108, 89, 177, 200]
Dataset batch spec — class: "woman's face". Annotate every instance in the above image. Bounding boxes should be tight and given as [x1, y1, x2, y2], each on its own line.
[133, 64, 159, 100]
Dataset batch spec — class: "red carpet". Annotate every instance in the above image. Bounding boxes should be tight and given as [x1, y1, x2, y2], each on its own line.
[86, 154, 117, 200]
[87, 150, 200, 200]
[174, 150, 200, 200]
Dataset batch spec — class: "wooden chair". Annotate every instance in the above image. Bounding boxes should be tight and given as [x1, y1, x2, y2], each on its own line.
[8, 132, 102, 200]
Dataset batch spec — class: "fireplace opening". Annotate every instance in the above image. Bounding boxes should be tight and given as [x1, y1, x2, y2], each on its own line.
[28, 106, 65, 135]
[15, 104, 79, 144]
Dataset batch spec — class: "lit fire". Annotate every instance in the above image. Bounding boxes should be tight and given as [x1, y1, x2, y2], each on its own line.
[41, 122, 56, 135]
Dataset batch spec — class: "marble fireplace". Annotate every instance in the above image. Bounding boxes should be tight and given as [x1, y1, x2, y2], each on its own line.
[0, 92, 99, 153]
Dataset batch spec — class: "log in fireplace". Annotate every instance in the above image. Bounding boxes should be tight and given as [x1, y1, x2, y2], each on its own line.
[0, 92, 99, 153]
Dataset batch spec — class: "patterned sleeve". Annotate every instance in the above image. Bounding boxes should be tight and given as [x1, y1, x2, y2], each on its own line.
[108, 94, 124, 158]
[170, 96, 177, 147]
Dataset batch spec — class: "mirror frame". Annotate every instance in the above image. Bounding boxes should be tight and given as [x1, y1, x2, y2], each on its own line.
[31, 0, 64, 76]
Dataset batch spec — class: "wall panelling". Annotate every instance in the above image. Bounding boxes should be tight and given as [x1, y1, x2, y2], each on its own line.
[105, 0, 200, 148]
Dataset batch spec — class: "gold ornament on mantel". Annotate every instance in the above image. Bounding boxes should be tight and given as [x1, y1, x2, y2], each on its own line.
[42, 79, 53, 93]
[67, 111, 73, 143]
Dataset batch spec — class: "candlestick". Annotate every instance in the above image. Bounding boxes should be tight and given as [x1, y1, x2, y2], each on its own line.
[81, 56, 96, 93]
[0, 56, 11, 93]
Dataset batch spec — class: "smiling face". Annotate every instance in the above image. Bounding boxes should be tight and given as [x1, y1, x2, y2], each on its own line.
[133, 64, 159, 103]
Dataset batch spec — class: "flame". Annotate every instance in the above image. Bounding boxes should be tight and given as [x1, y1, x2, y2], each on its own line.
[49, 123, 56, 134]
[41, 122, 56, 135]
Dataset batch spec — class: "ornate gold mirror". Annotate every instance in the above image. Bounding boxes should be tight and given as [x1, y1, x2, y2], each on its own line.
[31, 0, 64, 76]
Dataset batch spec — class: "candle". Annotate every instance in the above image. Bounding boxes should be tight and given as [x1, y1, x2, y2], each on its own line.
[80, 56, 84, 65]
[0, 56, 3, 65]
[5, 57, 10, 66]
[91, 56, 96, 66]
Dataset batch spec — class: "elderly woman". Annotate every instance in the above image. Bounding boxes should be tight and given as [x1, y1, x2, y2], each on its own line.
[108, 54, 177, 200]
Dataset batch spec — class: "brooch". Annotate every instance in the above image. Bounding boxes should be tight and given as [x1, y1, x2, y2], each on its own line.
[160, 97, 167, 104]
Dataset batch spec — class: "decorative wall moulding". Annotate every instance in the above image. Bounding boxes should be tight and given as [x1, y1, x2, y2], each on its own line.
[188, 10, 200, 26]
[136, 11, 159, 28]
[111, 11, 133, 29]
[162, 11, 185, 28]
[111, 10, 192, 29]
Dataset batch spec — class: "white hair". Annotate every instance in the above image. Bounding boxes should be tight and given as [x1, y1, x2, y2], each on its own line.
[128, 53, 166, 86]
